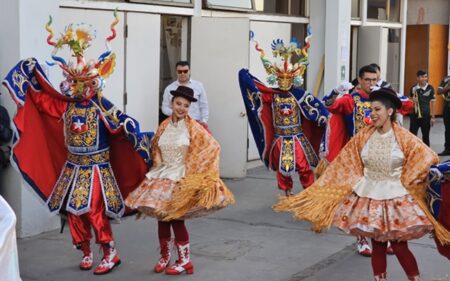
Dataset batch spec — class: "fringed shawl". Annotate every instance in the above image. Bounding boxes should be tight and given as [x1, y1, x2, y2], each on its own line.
[274, 122, 450, 244]
[151, 116, 234, 220]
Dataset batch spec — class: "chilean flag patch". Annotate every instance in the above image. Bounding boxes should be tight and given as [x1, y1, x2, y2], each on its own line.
[70, 117, 88, 134]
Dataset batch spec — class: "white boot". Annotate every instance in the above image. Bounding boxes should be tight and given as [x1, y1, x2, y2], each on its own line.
[165, 241, 194, 275]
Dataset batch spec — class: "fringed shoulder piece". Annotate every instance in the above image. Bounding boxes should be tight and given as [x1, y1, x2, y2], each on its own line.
[273, 126, 376, 231]
[160, 116, 235, 220]
[393, 123, 450, 245]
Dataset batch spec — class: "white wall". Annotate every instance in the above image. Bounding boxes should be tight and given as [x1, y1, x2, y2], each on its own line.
[0, 0, 61, 237]
[308, 0, 326, 97]
[324, 0, 352, 94]
[407, 0, 450, 25]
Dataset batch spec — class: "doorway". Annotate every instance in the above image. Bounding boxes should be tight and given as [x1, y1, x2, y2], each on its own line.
[159, 15, 190, 123]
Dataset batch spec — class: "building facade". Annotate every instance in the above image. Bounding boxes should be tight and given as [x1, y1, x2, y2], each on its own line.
[0, 0, 448, 237]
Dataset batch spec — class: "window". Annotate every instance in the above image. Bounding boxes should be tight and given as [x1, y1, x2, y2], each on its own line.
[204, 0, 253, 10]
[291, 24, 308, 87]
[386, 28, 401, 91]
[128, 0, 192, 6]
[351, 0, 360, 18]
[254, 0, 307, 16]
[367, 0, 401, 22]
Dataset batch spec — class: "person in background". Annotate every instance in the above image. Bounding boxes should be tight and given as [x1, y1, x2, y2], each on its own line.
[409, 70, 435, 146]
[437, 73, 450, 156]
[370, 63, 393, 90]
[161, 61, 210, 132]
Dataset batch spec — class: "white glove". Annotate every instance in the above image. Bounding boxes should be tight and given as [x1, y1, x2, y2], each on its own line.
[335, 81, 353, 94]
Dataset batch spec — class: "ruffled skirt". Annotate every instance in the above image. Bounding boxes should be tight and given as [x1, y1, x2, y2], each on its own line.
[333, 193, 433, 241]
[124, 176, 235, 221]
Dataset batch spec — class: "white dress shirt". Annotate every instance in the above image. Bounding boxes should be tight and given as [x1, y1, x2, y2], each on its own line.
[161, 79, 209, 123]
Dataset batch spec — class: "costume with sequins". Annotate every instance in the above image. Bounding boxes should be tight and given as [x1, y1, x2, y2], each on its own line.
[2, 14, 152, 269]
[238, 34, 328, 192]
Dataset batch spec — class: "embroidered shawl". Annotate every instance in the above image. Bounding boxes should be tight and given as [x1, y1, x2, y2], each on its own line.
[274, 122, 450, 244]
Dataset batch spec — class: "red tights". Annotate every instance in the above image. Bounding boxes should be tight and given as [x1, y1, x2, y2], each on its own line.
[158, 220, 189, 242]
[371, 239, 419, 278]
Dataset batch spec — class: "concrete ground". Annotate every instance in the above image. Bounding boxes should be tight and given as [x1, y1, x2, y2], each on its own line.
[17, 117, 450, 281]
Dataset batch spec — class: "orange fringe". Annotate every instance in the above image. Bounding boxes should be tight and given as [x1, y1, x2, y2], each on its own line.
[314, 159, 329, 178]
[161, 172, 235, 221]
[273, 185, 352, 232]
[413, 198, 450, 245]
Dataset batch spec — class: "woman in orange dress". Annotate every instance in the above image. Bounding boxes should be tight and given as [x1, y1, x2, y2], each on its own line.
[125, 86, 234, 275]
[275, 88, 450, 281]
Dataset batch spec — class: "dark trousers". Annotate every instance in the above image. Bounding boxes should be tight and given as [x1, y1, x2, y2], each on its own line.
[444, 106, 450, 151]
[409, 114, 431, 146]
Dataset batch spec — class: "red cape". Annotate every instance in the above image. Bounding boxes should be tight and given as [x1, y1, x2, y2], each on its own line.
[11, 76, 148, 215]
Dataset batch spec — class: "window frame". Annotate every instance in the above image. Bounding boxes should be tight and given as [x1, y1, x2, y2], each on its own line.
[127, 0, 194, 8]
[202, 0, 255, 12]
[365, 0, 401, 23]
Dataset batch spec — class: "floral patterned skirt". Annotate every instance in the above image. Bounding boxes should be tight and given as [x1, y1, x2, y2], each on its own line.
[124, 177, 233, 221]
[333, 193, 433, 241]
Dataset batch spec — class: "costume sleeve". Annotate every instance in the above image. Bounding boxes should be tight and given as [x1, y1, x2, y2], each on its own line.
[430, 86, 436, 101]
[28, 91, 67, 118]
[398, 96, 414, 115]
[326, 94, 354, 115]
[161, 86, 172, 117]
[96, 95, 154, 165]
[322, 90, 340, 107]
[198, 82, 209, 123]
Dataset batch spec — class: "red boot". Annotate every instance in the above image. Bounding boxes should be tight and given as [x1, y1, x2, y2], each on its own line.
[165, 241, 194, 275]
[78, 241, 93, 270]
[374, 272, 387, 281]
[356, 237, 372, 257]
[93, 242, 121, 275]
[154, 238, 171, 273]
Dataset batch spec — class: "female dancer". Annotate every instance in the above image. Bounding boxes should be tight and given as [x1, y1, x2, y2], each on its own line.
[274, 88, 450, 280]
[125, 85, 234, 275]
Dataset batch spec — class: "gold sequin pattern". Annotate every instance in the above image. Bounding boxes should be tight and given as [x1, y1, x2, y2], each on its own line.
[48, 164, 75, 211]
[99, 165, 123, 214]
[68, 167, 92, 210]
[68, 150, 109, 165]
[273, 95, 301, 128]
[280, 138, 295, 173]
[353, 95, 371, 134]
[65, 103, 98, 148]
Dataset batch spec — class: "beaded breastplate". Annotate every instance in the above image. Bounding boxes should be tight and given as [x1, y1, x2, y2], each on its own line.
[272, 93, 302, 136]
[65, 102, 100, 153]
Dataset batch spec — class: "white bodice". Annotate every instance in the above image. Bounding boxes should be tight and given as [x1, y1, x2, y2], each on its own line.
[146, 119, 190, 181]
[352, 129, 409, 200]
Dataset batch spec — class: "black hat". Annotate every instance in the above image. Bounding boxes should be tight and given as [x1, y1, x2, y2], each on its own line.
[170, 86, 197, 102]
[369, 87, 401, 109]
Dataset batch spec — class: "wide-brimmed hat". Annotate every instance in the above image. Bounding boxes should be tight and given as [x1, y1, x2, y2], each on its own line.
[170, 86, 197, 102]
[369, 87, 401, 109]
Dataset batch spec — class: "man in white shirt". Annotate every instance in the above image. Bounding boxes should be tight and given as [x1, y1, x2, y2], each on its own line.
[161, 61, 210, 130]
